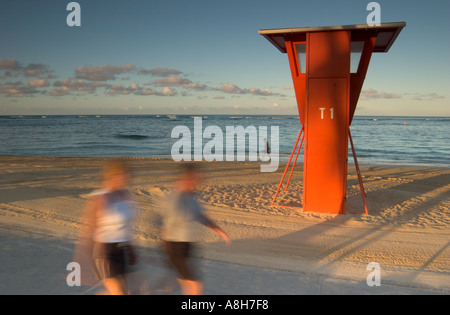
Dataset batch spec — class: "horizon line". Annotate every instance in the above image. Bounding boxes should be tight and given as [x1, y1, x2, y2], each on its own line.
[2, 114, 449, 118]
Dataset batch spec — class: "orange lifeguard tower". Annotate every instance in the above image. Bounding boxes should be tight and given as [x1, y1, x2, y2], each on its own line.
[260, 22, 406, 214]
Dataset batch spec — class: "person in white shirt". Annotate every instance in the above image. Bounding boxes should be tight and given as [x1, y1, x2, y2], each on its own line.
[78, 159, 137, 295]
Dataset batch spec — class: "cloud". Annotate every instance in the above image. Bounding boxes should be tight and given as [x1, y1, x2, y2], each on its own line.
[0, 59, 52, 78]
[361, 89, 446, 101]
[248, 87, 274, 96]
[107, 84, 133, 95]
[138, 67, 182, 77]
[0, 81, 44, 97]
[1, 60, 289, 101]
[49, 78, 108, 96]
[184, 82, 208, 91]
[408, 92, 445, 101]
[221, 82, 244, 94]
[0, 59, 21, 70]
[107, 83, 177, 96]
[76, 64, 136, 81]
[52, 78, 107, 94]
[220, 82, 284, 97]
[0, 58, 49, 77]
[137, 86, 176, 96]
[137, 88, 159, 96]
[154, 76, 191, 86]
[1, 70, 20, 78]
[151, 75, 209, 91]
[23, 63, 50, 77]
[129, 83, 140, 90]
[161, 86, 176, 96]
[50, 88, 70, 97]
[28, 78, 49, 87]
[360, 88, 401, 100]
[0, 59, 21, 77]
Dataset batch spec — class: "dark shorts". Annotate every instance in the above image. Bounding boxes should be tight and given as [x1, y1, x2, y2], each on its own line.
[163, 241, 198, 281]
[92, 242, 127, 280]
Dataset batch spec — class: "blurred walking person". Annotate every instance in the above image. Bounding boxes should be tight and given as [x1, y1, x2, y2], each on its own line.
[74, 159, 137, 295]
[161, 163, 231, 295]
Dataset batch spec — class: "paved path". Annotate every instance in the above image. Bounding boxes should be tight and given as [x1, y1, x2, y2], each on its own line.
[0, 227, 446, 295]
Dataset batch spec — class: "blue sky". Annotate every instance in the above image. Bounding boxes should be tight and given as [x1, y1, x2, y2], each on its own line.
[0, 0, 449, 116]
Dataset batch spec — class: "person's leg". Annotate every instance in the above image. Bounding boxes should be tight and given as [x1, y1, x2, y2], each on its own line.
[94, 243, 128, 295]
[165, 241, 202, 295]
[177, 278, 203, 295]
[102, 276, 127, 295]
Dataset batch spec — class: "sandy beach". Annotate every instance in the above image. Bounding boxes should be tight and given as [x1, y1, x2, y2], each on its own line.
[0, 156, 449, 294]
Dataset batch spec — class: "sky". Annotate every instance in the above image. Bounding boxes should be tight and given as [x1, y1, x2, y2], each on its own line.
[0, 0, 449, 116]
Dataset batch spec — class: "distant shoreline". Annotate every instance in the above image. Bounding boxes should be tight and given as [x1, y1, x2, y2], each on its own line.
[1, 155, 449, 170]
[2, 114, 450, 118]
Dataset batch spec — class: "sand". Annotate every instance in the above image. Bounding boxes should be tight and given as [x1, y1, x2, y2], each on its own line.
[0, 156, 449, 294]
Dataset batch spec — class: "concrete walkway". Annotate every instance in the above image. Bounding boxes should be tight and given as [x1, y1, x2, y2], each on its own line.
[0, 227, 446, 295]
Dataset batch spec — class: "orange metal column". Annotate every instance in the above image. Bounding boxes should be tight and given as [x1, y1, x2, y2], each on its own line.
[303, 31, 351, 214]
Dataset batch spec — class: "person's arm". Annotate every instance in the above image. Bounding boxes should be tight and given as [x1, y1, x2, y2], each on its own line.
[78, 195, 100, 239]
[198, 212, 231, 245]
[208, 221, 231, 246]
[125, 193, 138, 265]
[194, 197, 232, 245]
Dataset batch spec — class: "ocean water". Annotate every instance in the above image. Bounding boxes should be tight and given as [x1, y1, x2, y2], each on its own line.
[0, 115, 448, 168]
